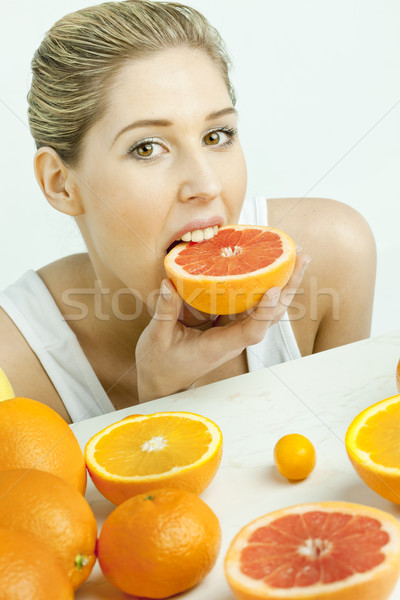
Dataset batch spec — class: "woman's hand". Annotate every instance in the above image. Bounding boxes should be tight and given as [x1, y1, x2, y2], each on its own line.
[135, 251, 310, 402]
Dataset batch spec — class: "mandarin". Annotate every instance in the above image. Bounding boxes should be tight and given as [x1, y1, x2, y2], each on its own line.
[0, 469, 97, 590]
[97, 487, 221, 598]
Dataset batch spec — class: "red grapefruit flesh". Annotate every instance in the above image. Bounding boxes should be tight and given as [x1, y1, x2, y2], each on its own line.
[224, 501, 400, 600]
[164, 225, 296, 315]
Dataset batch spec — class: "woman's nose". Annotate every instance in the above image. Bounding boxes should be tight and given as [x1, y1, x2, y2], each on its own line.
[176, 149, 222, 204]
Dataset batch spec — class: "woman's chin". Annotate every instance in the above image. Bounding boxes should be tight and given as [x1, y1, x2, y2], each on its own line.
[178, 301, 218, 328]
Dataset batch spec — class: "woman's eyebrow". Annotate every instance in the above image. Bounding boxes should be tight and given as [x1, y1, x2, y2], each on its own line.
[112, 106, 237, 146]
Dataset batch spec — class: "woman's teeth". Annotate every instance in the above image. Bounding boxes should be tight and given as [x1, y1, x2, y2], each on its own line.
[180, 225, 219, 243]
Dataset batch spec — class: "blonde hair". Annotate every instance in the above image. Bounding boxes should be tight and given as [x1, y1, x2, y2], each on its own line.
[27, 0, 235, 166]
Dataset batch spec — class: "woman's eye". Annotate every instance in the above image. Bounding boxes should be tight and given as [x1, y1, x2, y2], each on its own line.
[204, 131, 221, 146]
[137, 143, 154, 157]
[203, 128, 237, 148]
[128, 140, 165, 160]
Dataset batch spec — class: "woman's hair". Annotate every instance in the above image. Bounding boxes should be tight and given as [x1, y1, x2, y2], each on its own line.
[27, 0, 235, 166]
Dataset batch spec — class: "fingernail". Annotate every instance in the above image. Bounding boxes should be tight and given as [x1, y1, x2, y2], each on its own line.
[303, 257, 311, 271]
[296, 244, 303, 254]
[161, 280, 173, 301]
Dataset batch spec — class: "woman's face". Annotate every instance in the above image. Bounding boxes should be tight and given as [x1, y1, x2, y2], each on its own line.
[72, 47, 247, 306]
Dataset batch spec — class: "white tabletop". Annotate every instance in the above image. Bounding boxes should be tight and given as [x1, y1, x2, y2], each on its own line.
[72, 330, 400, 600]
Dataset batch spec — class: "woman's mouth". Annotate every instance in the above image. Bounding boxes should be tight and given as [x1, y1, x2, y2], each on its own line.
[165, 224, 221, 254]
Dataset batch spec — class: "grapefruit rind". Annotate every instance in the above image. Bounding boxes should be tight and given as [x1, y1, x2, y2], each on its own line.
[345, 394, 400, 504]
[84, 411, 223, 504]
[164, 225, 296, 315]
[224, 501, 400, 600]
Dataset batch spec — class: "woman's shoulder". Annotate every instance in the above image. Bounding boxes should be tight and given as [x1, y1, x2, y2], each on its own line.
[37, 252, 93, 287]
[36, 252, 95, 318]
[267, 196, 375, 264]
[267, 197, 376, 353]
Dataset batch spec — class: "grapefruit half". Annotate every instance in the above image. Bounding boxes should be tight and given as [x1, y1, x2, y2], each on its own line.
[224, 501, 400, 600]
[164, 225, 296, 315]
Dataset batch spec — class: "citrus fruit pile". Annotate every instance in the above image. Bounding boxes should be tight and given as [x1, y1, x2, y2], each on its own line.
[346, 393, 400, 504]
[224, 501, 400, 600]
[164, 225, 296, 314]
[273, 433, 316, 481]
[84, 411, 223, 504]
[0, 377, 97, 596]
[97, 487, 221, 598]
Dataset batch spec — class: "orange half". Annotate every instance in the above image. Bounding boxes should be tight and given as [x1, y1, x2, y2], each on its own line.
[84, 411, 223, 504]
[346, 394, 400, 504]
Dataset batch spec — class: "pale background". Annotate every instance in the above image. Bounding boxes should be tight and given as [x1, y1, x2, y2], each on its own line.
[1, 0, 399, 337]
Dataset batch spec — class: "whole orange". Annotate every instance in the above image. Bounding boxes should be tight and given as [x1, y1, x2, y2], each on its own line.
[97, 487, 221, 598]
[0, 527, 74, 600]
[0, 469, 97, 590]
[0, 397, 86, 493]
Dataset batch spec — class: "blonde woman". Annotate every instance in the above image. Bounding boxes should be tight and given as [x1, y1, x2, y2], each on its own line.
[0, 0, 375, 422]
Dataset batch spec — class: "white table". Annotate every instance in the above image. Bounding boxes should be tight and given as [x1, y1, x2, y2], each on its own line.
[72, 330, 400, 600]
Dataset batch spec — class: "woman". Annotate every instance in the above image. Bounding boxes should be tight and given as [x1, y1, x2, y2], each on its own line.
[0, 0, 376, 423]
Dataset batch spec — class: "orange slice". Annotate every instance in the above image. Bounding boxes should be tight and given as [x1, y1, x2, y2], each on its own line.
[224, 501, 400, 600]
[84, 411, 223, 505]
[164, 225, 296, 314]
[345, 394, 400, 504]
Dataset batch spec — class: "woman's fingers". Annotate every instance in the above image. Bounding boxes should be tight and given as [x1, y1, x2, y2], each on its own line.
[150, 279, 183, 339]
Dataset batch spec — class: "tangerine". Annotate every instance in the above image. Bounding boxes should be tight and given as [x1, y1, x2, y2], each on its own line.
[97, 487, 221, 598]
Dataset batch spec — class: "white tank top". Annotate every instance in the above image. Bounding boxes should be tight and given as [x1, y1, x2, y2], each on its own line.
[0, 196, 300, 422]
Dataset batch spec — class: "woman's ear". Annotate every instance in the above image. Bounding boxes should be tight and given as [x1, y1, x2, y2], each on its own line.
[34, 147, 84, 216]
